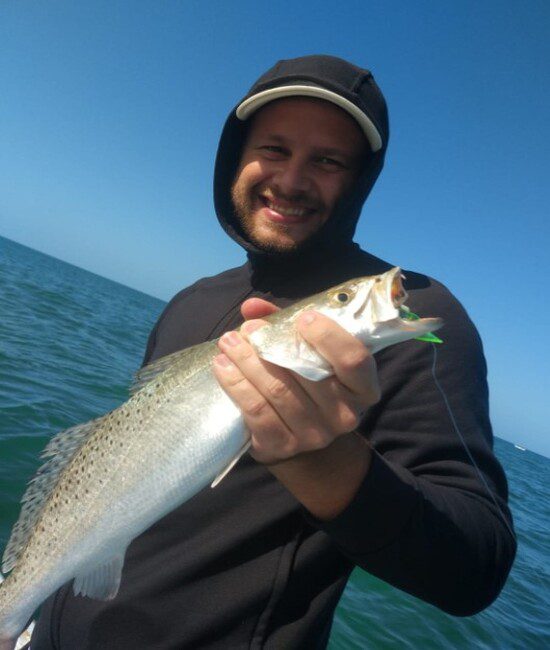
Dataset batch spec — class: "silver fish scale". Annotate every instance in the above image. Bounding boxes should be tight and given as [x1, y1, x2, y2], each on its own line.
[1, 268, 443, 644]
[0, 350, 245, 638]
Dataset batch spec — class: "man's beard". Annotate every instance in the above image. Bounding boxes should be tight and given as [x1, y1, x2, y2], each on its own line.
[240, 218, 301, 254]
[230, 183, 320, 254]
[238, 211, 302, 254]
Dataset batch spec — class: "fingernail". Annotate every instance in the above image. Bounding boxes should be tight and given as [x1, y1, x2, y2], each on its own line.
[299, 311, 316, 325]
[214, 354, 233, 369]
[241, 320, 264, 335]
[221, 331, 240, 346]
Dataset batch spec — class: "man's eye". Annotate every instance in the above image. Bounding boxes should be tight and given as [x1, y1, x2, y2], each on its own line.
[259, 145, 285, 155]
[318, 156, 345, 169]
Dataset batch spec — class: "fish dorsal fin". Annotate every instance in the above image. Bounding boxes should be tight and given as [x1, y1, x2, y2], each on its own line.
[129, 341, 216, 396]
[73, 549, 126, 600]
[2, 416, 105, 573]
[211, 440, 251, 488]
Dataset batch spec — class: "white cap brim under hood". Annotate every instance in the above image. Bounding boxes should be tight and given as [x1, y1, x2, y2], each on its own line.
[236, 84, 383, 153]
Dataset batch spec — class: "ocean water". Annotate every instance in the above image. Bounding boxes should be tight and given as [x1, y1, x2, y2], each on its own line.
[0, 235, 548, 649]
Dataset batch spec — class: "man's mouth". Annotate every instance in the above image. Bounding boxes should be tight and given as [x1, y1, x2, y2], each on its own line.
[259, 195, 317, 222]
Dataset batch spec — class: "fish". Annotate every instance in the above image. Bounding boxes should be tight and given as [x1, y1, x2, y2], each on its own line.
[0, 266, 442, 648]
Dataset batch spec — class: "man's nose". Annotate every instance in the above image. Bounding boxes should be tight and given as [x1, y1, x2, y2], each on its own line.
[272, 158, 311, 196]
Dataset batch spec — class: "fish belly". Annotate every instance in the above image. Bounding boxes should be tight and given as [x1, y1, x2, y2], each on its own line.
[100, 373, 247, 544]
[0, 365, 246, 639]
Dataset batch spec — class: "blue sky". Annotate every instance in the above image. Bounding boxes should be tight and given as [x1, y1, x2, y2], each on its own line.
[1, 1, 548, 456]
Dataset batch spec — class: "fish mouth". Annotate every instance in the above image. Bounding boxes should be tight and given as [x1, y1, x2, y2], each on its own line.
[353, 268, 406, 320]
[391, 271, 408, 308]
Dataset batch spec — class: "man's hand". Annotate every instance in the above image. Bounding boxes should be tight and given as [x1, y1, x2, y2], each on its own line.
[212, 298, 380, 520]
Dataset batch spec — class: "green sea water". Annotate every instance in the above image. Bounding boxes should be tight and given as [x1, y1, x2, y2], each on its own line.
[0, 235, 548, 649]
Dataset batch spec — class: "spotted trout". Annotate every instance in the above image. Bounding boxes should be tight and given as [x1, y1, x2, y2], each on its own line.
[0, 267, 442, 648]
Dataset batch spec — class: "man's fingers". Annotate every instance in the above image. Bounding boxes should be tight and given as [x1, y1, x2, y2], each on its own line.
[292, 374, 365, 434]
[214, 330, 333, 459]
[213, 309, 380, 465]
[217, 330, 313, 426]
[213, 352, 295, 461]
[296, 311, 381, 402]
[241, 297, 280, 321]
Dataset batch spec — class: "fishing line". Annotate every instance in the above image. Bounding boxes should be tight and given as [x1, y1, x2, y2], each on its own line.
[429, 343, 516, 541]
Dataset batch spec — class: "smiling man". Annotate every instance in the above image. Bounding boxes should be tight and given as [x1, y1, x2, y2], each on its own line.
[231, 97, 367, 251]
[30, 55, 515, 650]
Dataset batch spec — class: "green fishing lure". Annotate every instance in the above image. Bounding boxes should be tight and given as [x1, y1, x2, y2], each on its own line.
[400, 306, 443, 344]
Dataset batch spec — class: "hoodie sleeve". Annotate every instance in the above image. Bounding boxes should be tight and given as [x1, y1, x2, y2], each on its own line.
[306, 279, 516, 616]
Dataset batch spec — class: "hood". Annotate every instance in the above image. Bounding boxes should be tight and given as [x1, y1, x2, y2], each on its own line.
[213, 55, 389, 270]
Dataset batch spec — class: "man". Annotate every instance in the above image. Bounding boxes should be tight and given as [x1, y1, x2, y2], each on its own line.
[32, 55, 515, 649]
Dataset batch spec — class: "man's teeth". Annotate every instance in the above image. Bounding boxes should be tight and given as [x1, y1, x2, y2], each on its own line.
[266, 200, 309, 217]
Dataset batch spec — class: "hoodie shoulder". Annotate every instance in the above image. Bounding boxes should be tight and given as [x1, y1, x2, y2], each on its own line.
[142, 263, 251, 365]
[403, 271, 476, 329]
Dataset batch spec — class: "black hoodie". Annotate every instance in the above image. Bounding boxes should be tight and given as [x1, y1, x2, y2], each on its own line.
[31, 55, 515, 650]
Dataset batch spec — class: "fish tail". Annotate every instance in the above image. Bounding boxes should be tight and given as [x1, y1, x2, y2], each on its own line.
[0, 573, 28, 650]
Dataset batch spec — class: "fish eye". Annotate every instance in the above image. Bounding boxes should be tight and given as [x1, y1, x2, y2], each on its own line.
[336, 292, 349, 303]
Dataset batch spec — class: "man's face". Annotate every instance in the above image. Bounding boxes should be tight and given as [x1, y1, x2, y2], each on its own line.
[231, 97, 367, 253]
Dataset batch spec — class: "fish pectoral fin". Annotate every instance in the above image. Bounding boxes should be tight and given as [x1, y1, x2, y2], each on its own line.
[73, 550, 126, 601]
[288, 364, 333, 381]
[258, 351, 334, 382]
[250, 327, 334, 382]
[211, 440, 251, 488]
